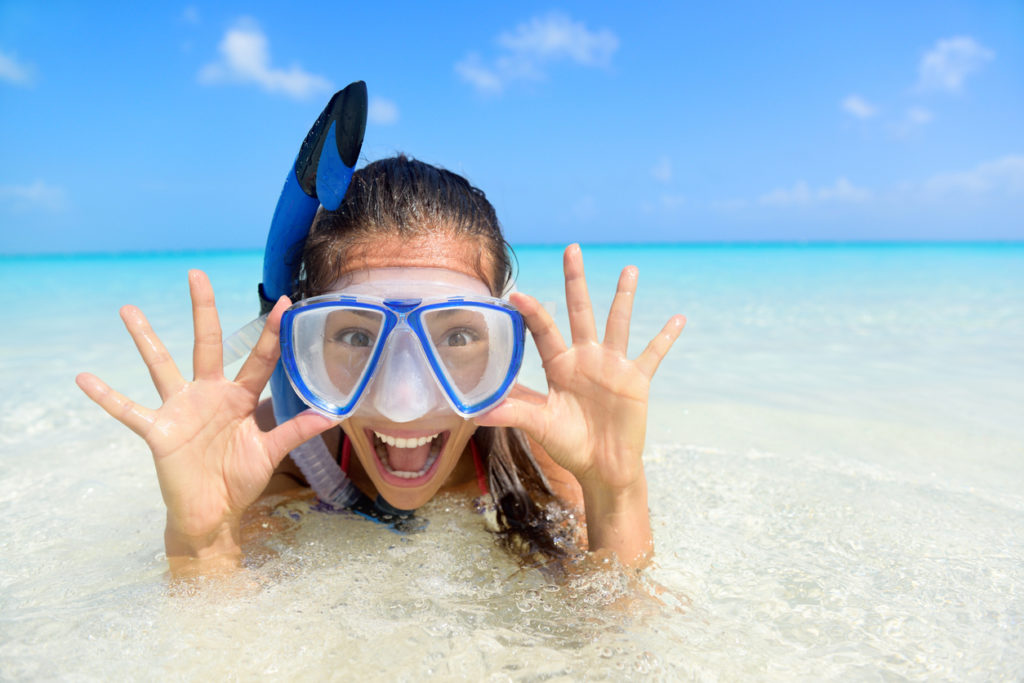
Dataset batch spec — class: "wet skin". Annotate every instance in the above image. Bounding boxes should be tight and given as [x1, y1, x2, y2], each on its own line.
[313, 234, 504, 511]
[314, 299, 494, 509]
[76, 233, 685, 570]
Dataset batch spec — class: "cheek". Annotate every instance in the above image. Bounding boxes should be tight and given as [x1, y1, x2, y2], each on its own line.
[438, 428, 472, 468]
[324, 346, 373, 393]
[440, 346, 489, 394]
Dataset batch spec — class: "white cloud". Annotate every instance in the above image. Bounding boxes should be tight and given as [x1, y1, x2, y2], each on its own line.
[454, 53, 503, 94]
[456, 12, 618, 94]
[919, 155, 1024, 197]
[760, 178, 871, 206]
[917, 36, 994, 93]
[0, 181, 66, 211]
[651, 156, 672, 184]
[497, 12, 618, 67]
[368, 96, 399, 125]
[198, 19, 331, 99]
[841, 95, 877, 119]
[0, 49, 34, 86]
[713, 157, 1022, 221]
[818, 177, 872, 202]
[906, 107, 933, 125]
[760, 181, 813, 206]
[888, 106, 935, 139]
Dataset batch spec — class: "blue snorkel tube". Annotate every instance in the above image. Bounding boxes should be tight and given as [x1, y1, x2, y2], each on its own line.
[259, 81, 367, 510]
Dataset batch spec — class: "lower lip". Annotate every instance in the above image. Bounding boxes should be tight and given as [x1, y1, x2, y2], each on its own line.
[365, 428, 451, 488]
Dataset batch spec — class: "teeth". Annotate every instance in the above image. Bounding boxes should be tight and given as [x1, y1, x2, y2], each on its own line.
[371, 431, 445, 478]
[373, 431, 439, 448]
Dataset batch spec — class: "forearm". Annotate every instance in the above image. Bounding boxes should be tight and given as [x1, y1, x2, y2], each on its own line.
[580, 475, 653, 567]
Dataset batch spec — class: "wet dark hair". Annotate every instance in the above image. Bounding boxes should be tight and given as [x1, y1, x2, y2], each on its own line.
[299, 155, 511, 300]
[298, 155, 577, 563]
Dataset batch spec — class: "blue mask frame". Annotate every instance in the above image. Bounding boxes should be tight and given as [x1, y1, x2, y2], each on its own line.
[279, 293, 526, 419]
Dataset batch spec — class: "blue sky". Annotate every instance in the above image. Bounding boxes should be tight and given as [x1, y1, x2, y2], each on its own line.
[1, 1, 1022, 253]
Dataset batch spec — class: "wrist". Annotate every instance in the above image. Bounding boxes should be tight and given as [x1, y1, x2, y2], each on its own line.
[579, 473, 652, 567]
[164, 513, 243, 562]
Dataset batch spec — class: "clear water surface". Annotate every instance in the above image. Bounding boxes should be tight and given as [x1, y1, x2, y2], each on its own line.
[1, 243, 1022, 679]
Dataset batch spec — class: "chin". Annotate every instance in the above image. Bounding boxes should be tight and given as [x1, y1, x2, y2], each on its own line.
[340, 417, 477, 511]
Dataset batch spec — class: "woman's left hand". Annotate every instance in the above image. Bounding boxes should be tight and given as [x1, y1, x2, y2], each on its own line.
[476, 244, 684, 564]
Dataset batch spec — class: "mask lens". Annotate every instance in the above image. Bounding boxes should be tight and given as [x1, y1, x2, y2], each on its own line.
[421, 304, 516, 409]
[290, 305, 385, 412]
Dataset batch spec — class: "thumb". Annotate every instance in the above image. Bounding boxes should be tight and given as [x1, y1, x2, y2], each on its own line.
[263, 410, 338, 467]
[475, 397, 550, 443]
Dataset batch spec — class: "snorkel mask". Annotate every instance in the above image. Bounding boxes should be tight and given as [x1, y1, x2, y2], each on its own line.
[279, 268, 525, 423]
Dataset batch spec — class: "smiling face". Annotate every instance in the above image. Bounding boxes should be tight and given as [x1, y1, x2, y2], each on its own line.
[327, 233, 500, 510]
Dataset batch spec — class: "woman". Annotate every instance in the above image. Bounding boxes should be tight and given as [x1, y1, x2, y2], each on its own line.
[75, 156, 685, 574]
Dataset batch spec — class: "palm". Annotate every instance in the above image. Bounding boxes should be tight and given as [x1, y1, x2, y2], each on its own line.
[478, 245, 684, 491]
[77, 271, 333, 541]
[535, 347, 649, 488]
[143, 381, 266, 530]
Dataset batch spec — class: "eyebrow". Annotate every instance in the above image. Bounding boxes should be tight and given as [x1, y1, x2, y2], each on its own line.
[427, 308, 483, 321]
[328, 309, 381, 322]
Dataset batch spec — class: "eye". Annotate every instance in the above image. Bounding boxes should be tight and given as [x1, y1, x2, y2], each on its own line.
[441, 328, 479, 347]
[331, 328, 375, 347]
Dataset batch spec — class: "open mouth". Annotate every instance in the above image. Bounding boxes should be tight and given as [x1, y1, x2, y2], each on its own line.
[365, 428, 450, 486]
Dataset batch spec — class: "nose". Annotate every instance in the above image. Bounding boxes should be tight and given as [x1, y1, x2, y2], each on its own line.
[370, 328, 441, 422]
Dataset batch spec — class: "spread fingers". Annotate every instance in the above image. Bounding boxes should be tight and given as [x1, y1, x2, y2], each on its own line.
[189, 270, 224, 380]
[635, 315, 686, 379]
[604, 265, 638, 354]
[235, 297, 289, 395]
[509, 292, 567, 364]
[120, 305, 185, 400]
[563, 244, 598, 344]
[75, 373, 155, 437]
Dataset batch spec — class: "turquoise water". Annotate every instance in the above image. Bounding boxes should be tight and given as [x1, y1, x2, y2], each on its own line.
[2, 244, 1023, 679]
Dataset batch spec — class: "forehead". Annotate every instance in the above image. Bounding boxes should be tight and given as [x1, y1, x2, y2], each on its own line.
[338, 234, 494, 287]
[330, 267, 491, 296]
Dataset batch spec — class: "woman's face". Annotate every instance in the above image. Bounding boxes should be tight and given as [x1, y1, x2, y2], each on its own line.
[331, 233, 496, 511]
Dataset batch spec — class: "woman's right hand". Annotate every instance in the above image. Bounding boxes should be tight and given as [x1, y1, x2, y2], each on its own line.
[76, 270, 335, 564]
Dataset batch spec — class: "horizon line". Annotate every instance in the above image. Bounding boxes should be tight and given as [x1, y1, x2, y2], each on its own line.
[3, 238, 1024, 260]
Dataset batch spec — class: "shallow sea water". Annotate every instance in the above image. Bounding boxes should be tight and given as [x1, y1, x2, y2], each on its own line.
[1, 244, 1022, 680]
